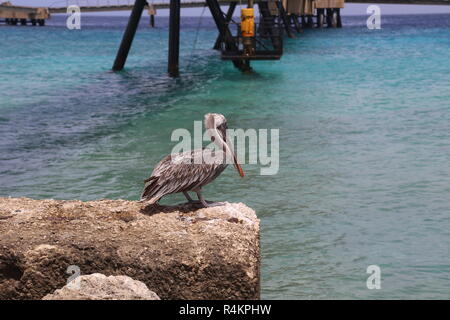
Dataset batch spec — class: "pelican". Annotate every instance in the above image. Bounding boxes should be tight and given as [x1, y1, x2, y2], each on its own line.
[140, 113, 244, 207]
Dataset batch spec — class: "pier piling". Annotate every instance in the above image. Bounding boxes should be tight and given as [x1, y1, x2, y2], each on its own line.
[307, 15, 314, 28]
[317, 8, 324, 28]
[292, 14, 302, 33]
[112, 0, 146, 71]
[149, 4, 156, 28]
[150, 14, 155, 27]
[326, 8, 333, 28]
[168, 0, 181, 77]
[337, 8, 342, 28]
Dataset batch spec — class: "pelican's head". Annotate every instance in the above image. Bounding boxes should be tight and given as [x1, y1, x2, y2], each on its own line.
[204, 113, 244, 177]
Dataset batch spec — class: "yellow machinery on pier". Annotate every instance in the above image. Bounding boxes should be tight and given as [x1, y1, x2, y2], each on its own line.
[241, 7, 255, 56]
[220, 0, 283, 62]
[241, 7, 255, 38]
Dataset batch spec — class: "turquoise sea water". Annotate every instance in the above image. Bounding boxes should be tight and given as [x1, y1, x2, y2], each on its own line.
[1, 14, 449, 299]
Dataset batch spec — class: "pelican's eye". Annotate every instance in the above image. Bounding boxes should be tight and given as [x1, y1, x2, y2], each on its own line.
[217, 123, 228, 141]
[217, 123, 227, 131]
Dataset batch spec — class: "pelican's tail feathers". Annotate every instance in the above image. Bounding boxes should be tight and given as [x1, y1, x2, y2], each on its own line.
[138, 196, 160, 204]
[140, 176, 162, 203]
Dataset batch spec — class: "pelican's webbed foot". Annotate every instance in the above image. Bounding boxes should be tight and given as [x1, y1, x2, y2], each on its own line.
[194, 189, 225, 208]
[203, 201, 226, 207]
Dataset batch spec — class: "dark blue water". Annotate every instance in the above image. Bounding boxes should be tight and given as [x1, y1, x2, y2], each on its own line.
[1, 14, 449, 299]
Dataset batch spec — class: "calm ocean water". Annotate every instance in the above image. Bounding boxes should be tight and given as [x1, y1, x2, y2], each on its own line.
[1, 13, 449, 299]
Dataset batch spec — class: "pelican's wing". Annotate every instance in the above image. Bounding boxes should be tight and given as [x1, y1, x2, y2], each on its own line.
[140, 149, 225, 201]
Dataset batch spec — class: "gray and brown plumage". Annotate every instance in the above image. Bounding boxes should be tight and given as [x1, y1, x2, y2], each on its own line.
[140, 113, 244, 207]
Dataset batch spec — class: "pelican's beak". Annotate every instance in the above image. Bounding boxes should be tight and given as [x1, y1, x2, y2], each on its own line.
[224, 134, 245, 178]
[232, 152, 245, 177]
[212, 122, 245, 178]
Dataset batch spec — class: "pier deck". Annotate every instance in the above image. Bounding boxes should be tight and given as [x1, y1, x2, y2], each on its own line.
[46, 0, 450, 13]
[0, 2, 49, 25]
[2, 0, 450, 25]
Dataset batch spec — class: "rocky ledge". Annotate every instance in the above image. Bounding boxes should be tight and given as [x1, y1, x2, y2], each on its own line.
[0, 198, 260, 300]
[43, 273, 161, 300]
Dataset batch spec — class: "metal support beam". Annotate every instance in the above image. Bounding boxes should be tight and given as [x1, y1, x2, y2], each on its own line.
[337, 9, 342, 28]
[112, 0, 146, 71]
[213, 2, 237, 50]
[258, 1, 281, 50]
[258, 0, 274, 35]
[168, 0, 181, 77]
[291, 14, 302, 33]
[331, 8, 338, 28]
[326, 8, 333, 28]
[317, 8, 324, 28]
[301, 15, 306, 28]
[307, 15, 314, 28]
[150, 14, 155, 27]
[205, 0, 248, 71]
[275, 1, 295, 38]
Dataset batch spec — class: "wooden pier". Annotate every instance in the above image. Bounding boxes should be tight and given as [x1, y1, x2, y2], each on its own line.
[43, 0, 450, 13]
[2, 0, 449, 27]
[106, 0, 346, 75]
[0, 2, 49, 26]
[2, 0, 449, 75]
